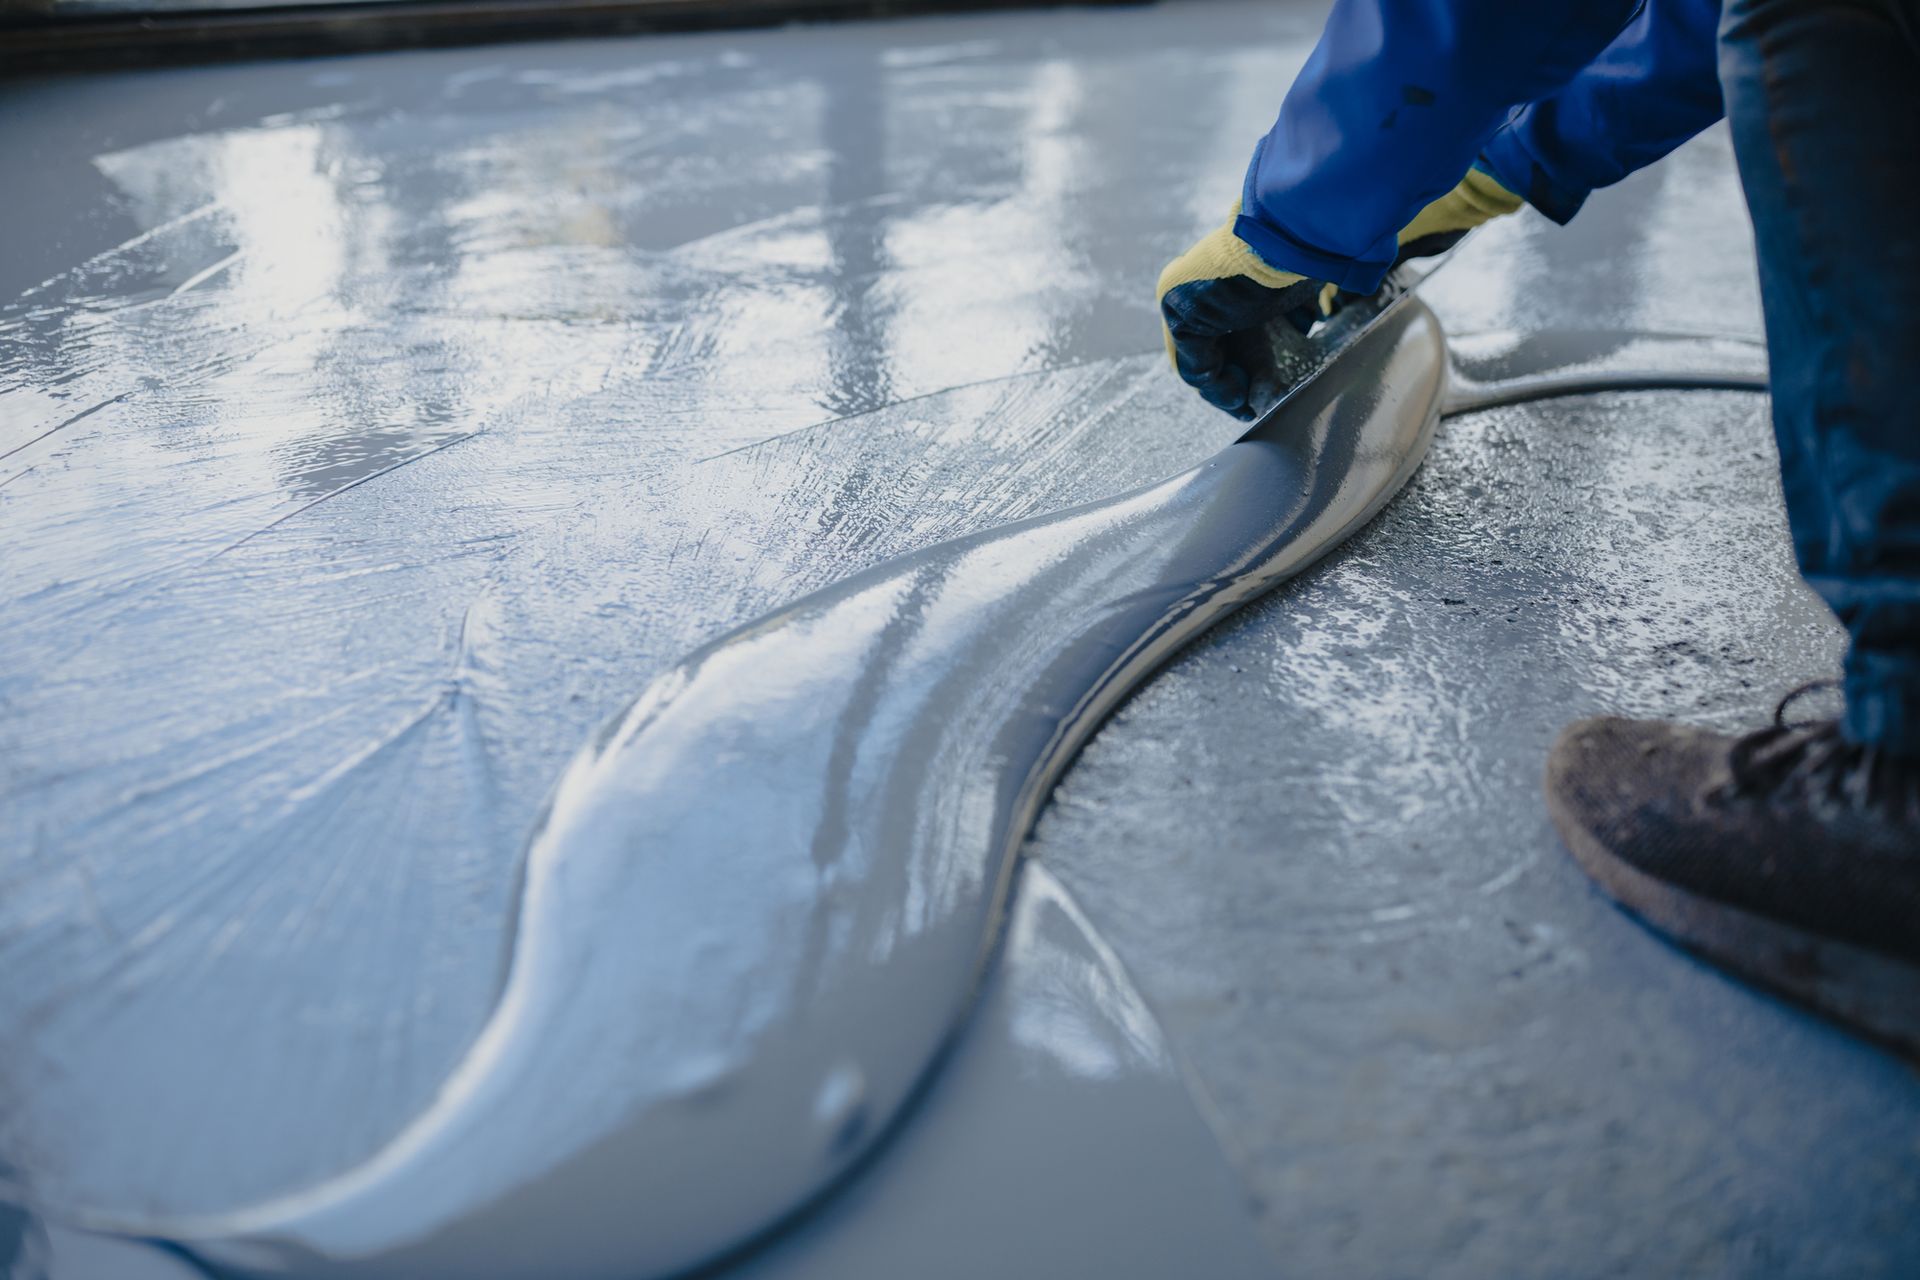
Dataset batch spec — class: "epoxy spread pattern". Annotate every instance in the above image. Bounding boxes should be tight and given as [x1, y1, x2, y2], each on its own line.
[1, 17, 1283, 1217]
[167, 275, 1445, 1279]
[3, 1, 1918, 1275]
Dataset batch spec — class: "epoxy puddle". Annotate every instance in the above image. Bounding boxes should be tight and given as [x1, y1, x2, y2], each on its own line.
[83, 273, 1438, 1278]
[45, 286, 1768, 1277]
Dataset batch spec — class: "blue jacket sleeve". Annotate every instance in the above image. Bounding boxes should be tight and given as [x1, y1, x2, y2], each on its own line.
[1237, 0, 1646, 293]
[1482, 0, 1724, 225]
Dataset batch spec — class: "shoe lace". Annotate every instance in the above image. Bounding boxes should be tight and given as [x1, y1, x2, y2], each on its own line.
[1772, 677, 1841, 730]
[1724, 680, 1920, 817]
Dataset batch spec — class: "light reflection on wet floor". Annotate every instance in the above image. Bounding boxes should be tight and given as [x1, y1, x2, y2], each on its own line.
[3, 0, 1917, 1274]
[1, 11, 1281, 1219]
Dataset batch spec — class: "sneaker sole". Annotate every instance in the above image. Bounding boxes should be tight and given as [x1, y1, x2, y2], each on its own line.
[1549, 801, 1920, 1061]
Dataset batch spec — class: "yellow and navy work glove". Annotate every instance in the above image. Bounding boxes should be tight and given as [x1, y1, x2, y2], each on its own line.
[1159, 168, 1523, 420]
[1156, 202, 1322, 422]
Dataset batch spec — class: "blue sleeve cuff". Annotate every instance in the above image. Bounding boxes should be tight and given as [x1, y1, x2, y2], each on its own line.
[1235, 132, 1398, 294]
[1230, 212, 1396, 295]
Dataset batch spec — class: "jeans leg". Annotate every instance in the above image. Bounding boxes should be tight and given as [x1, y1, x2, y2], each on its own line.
[1720, 0, 1920, 756]
[1481, 0, 1726, 224]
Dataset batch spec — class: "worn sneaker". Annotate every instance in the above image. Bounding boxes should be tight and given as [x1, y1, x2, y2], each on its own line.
[1545, 697, 1920, 1056]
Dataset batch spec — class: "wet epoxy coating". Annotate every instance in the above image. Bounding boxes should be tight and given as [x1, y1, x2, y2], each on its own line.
[727, 864, 1275, 1280]
[2, 9, 1282, 1222]
[4, 0, 1918, 1275]
[170, 274, 1443, 1279]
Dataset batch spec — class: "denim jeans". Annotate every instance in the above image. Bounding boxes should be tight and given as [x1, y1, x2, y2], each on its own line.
[1720, 0, 1920, 755]
[1243, 0, 1920, 755]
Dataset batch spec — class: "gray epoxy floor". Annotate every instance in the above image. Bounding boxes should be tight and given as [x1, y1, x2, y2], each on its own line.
[2, 0, 1916, 1274]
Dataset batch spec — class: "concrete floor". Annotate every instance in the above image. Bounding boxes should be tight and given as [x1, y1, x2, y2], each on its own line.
[2, 0, 1916, 1274]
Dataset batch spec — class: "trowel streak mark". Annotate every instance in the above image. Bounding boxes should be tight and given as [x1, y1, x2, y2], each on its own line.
[134, 301, 1445, 1278]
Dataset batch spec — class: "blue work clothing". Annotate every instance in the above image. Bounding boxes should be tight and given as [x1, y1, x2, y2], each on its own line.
[1236, 0, 1644, 292]
[1238, 0, 1733, 288]
[1238, 0, 1920, 754]
[1482, 0, 1725, 224]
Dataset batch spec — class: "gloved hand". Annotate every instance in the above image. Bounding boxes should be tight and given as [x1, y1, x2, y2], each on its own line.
[1156, 202, 1323, 422]
[1160, 168, 1523, 420]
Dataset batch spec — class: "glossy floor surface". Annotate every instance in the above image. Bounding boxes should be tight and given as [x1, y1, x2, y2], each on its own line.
[2, 0, 1917, 1275]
